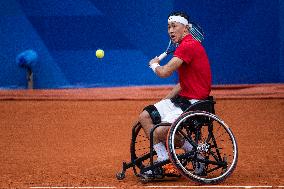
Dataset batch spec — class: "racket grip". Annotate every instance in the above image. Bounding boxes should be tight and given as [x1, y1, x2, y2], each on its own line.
[158, 52, 167, 61]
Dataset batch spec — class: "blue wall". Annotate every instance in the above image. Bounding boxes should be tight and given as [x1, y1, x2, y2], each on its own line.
[0, 0, 283, 89]
[174, 0, 282, 84]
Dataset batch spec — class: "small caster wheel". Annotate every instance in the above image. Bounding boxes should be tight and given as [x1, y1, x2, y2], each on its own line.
[116, 172, 125, 180]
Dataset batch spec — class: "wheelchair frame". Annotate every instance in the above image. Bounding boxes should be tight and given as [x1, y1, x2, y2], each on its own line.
[116, 97, 238, 184]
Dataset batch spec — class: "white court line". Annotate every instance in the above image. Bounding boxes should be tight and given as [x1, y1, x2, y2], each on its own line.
[30, 187, 116, 189]
[145, 186, 273, 188]
[28, 186, 282, 189]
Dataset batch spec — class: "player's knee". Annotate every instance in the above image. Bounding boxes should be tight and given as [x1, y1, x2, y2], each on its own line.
[139, 110, 151, 123]
[142, 105, 161, 125]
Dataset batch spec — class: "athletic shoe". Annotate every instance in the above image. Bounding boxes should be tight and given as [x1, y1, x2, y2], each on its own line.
[140, 162, 164, 179]
[162, 163, 181, 177]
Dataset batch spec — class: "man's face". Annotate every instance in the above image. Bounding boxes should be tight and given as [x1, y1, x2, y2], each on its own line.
[168, 21, 188, 44]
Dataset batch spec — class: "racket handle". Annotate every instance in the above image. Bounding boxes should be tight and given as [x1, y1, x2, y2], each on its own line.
[158, 52, 167, 61]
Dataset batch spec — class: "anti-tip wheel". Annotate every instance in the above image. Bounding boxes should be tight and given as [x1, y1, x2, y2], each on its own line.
[116, 172, 126, 180]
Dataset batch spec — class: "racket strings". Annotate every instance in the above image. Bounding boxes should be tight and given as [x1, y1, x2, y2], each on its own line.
[158, 22, 204, 61]
[190, 24, 204, 42]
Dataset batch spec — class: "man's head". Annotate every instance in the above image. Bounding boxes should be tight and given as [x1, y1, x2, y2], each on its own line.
[168, 11, 191, 44]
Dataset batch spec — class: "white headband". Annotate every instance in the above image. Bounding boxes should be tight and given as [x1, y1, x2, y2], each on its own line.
[168, 15, 192, 28]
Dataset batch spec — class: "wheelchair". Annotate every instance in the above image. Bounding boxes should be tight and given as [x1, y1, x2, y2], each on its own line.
[116, 96, 238, 184]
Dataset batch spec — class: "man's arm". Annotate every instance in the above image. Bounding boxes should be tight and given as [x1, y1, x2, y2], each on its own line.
[163, 83, 181, 99]
[149, 56, 183, 78]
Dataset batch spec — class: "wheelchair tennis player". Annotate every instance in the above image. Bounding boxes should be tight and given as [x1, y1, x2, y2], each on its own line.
[139, 11, 212, 177]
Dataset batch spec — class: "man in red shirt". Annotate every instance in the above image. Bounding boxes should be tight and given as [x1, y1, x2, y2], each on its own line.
[138, 11, 212, 175]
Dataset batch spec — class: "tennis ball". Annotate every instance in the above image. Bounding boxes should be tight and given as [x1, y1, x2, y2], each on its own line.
[96, 49, 104, 58]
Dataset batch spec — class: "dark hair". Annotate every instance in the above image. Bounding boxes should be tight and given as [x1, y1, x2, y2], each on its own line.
[168, 11, 190, 23]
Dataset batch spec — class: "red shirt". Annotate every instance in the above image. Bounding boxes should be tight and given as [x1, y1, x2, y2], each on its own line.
[174, 34, 212, 100]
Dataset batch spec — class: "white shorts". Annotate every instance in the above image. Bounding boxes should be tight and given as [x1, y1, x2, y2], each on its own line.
[154, 98, 199, 123]
[154, 99, 183, 123]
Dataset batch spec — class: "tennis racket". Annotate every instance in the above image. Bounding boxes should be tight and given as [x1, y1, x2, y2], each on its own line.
[158, 22, 205, 61]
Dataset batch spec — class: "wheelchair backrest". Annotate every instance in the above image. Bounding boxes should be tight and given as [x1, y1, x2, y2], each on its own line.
[184, 96, 215, 114]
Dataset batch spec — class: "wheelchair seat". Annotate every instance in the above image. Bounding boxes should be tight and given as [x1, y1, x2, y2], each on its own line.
[185, 96, 215, 114]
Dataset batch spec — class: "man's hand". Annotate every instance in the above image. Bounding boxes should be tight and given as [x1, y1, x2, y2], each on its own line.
[149, 57, 160, 66]
[149, 57, 160, 73]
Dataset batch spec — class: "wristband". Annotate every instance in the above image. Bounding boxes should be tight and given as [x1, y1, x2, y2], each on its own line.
[149, 63, 160, 73]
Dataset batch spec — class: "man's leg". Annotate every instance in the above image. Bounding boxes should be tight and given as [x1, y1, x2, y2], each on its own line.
[138, 101, 184, 176]
[138, 110, 155, 141]
[139, 110, 169, 162]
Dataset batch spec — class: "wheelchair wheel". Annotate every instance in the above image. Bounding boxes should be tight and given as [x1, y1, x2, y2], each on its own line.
[130, 122, 151, 175]
[167, 111, 238, 184]
[130, 122, 171, 178]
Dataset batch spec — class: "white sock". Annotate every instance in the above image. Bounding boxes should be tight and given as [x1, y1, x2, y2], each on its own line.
[194, 154, 205, 174]
[182, 140, 193, 152]
[153, 142, 169, 162]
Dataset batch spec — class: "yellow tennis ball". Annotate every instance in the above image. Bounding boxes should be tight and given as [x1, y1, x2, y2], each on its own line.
[96, 49, 104, 58]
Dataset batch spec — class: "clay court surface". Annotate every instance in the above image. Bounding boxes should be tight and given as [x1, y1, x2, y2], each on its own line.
[0, 84, 283, 188]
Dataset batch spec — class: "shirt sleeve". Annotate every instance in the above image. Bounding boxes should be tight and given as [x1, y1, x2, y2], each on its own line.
[173, 41, 194, 64]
